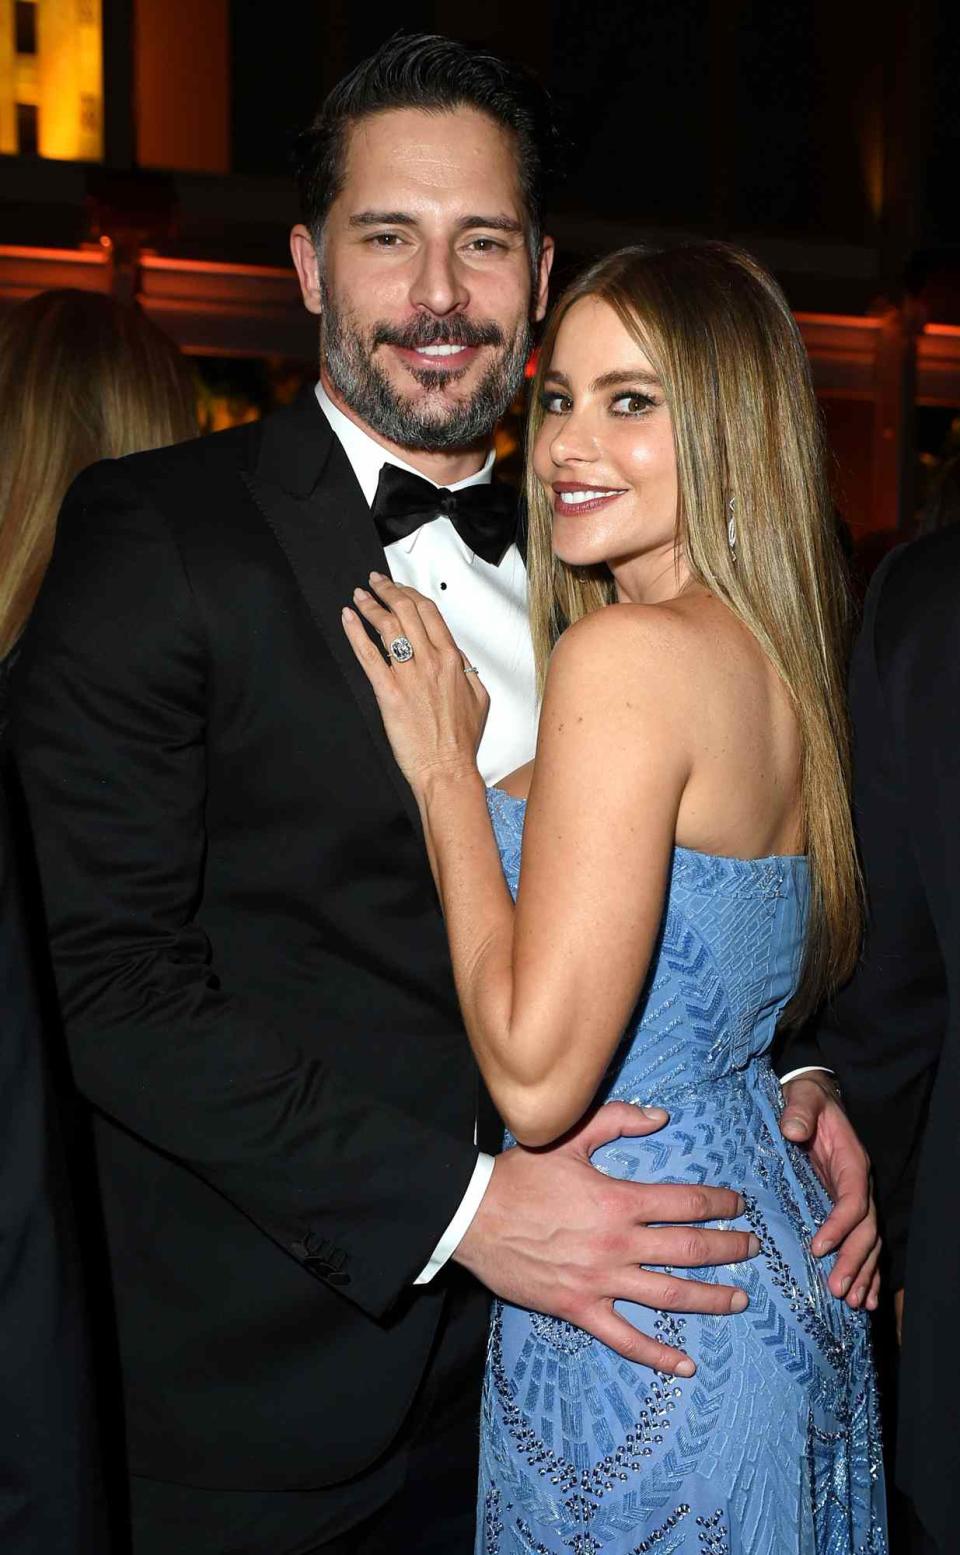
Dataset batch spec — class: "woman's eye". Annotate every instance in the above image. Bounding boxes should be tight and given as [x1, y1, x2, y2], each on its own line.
[611, 392, 655, 416]
[539, 391, 570, 415]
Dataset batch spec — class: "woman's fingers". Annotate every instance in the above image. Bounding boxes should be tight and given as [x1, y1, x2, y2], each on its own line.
[341, 607, 395, 696]
[370, 572, 469, 658]
[366, 572, 438, 651]
[350, 585, 406, 652]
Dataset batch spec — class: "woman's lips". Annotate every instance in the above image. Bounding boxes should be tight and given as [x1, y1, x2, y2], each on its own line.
[552, 483, 627, 516]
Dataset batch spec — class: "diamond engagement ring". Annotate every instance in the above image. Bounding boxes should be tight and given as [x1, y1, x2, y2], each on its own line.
[388, 635, 415, 664]
[464, 664, 480, 675]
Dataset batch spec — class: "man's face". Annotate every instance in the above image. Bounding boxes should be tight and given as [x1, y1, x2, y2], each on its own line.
[292, 106, 552, 453]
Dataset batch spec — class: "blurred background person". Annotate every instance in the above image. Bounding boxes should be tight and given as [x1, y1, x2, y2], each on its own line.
[0, 288, 198, 735]
[0, 289, 196, 1549]
[918, 452, 960, 534]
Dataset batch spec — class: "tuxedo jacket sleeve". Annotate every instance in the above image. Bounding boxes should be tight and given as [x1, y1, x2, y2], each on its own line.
[814, 541, 952, 1287]
[9, 459, 478, 1323]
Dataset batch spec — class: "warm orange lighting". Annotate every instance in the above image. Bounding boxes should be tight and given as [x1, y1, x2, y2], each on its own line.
[0, 0, 104, 161]
[857, 100, 884, 224]
[134, 0, 229, 174]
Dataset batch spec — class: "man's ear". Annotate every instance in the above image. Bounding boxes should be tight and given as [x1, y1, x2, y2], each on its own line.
[534, 235, 555, 324]
[290, 225, 323, 316]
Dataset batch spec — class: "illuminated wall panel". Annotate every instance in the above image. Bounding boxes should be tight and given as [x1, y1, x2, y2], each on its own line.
[0, 0, 104, 160]
[134, 0, 229, 173]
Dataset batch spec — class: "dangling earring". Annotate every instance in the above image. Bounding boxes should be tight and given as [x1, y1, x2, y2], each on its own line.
[727, 495, 737, 560]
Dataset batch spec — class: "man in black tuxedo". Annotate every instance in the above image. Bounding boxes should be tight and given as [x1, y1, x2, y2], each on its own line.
[0, 793, 106, 1553]
[9, 34, 877, 1555]
[812, 525, 960, 1555]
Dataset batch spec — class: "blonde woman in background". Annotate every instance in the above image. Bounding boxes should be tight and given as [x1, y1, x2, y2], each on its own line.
[0, 289, 197, 706]
[344, 242, 887, 1552]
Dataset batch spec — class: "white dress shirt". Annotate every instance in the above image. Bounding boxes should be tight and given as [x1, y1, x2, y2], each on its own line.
[316, 384, 539, 786]
[316, 383, 537, 1282]
[314, 384, 829, 1284]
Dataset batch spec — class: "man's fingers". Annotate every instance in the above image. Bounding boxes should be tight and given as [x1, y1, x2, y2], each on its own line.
[618, 1180, 747, 1226]
[584, 1306, 696, 1376]
[779, 1075, 838, 1145]
[636, 1226, 760, 1269]
[832, 1235, 881, 1309]
[823, 1205, 875, 1286]
[812, 1178, 872, 1258]
[848, 1241, 882, 1311]
[780, 1108, 815, 1143]
[625, 1270, 750, 1317]
[578, 1100, 670, 1154]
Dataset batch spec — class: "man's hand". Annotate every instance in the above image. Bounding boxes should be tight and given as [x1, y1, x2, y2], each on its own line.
[780, 1074, 880, 1310]
[454, 1102, 758, 1377]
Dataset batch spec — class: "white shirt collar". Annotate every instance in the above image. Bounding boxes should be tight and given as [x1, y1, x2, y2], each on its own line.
[314, 381, 495, 555]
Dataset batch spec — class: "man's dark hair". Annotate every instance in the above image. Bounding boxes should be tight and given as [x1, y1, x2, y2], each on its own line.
[294, 32, 557, 261]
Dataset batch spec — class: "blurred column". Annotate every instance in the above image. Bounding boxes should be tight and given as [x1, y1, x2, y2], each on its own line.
[868, 0, 935, 531]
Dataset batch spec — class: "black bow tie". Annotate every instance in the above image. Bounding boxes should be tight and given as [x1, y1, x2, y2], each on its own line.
[370, 463, 517, 567]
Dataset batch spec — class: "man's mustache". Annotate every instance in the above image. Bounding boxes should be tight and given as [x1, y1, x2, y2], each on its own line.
[372, 317, 505, 350]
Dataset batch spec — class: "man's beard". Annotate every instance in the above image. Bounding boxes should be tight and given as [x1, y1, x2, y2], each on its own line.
[319, 282, 532, 453]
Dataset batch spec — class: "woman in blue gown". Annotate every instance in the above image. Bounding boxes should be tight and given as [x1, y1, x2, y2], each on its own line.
[343, 241, 887, 1554]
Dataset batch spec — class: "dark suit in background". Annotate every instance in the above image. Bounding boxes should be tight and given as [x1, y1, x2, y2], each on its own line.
[814, 525, 960, 1553]
[0, 788, 106, 1553]
[9, 388, 490, 1552]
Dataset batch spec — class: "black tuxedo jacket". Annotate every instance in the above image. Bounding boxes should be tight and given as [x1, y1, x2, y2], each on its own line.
[811, 526, 960, 1547]
[0, 790, 106, 1550]
[9, 388, 488, 1491]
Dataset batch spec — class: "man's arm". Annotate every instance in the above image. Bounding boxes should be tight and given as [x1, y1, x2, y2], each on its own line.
[9, 463, 480, 1320]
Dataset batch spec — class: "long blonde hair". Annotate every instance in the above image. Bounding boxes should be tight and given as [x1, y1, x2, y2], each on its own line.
[525, 242, 859, 1021]
[0, 289, 198, 660]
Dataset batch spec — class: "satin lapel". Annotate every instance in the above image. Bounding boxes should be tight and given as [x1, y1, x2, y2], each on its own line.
[242, 394, 423, 835]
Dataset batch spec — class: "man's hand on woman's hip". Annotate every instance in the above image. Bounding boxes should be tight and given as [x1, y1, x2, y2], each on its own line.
[454, 1101, 759, 1377]
[779, 1074, 881, 1311]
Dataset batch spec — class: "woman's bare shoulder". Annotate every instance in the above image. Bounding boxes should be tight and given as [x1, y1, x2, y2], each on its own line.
[547, 598, 720, 702]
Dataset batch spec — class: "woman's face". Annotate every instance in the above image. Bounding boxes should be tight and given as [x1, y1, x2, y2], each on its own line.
[532, 296, 680, 589]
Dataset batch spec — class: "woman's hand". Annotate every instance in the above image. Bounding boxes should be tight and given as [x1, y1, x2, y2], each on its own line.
[342, 572, 489, 792]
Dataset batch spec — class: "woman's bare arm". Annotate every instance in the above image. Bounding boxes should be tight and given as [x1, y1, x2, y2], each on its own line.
[344, 583, 691, 1145]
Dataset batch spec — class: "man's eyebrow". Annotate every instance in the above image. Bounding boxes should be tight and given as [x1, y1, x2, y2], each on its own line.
[348, 211, 417, 228]
[541, 367, 662, 391]
[347, 211, 524, 234]
[457, 214, 524, 234]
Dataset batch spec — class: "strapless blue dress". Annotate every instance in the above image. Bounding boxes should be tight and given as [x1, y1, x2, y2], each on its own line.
[477, 787, 887, 1555]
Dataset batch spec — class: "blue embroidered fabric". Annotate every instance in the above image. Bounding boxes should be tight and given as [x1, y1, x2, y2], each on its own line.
[477, 786, 887, 1555]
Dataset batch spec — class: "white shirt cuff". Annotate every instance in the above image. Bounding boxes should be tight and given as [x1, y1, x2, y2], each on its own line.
[413, 1152, 496, 1285]
[779, 1065, 836, 1085]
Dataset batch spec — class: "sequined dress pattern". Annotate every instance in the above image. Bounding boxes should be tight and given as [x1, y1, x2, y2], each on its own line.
[478, 786, 887, 1555]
